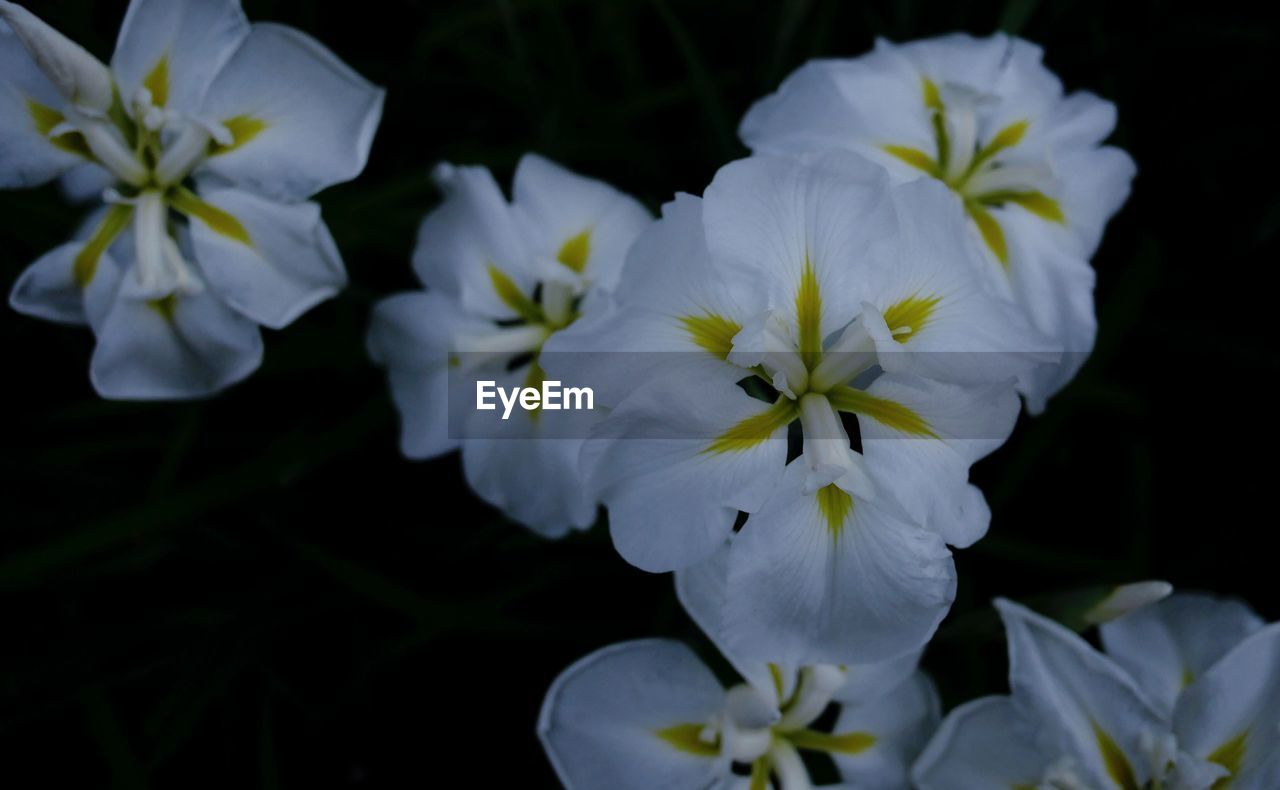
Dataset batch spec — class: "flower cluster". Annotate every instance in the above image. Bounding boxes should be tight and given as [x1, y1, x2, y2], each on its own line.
[2, 0, 383, 398]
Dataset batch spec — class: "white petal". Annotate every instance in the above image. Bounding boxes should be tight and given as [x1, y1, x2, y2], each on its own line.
[911, 696, 1046, 790]
[831, 649, 926, 707]
[199, 23, 384, 201]
[90, 274, 263, 400]
[722, 459, 956, 665]
[10, 241, 92, 325]
[995, 598, 1166, 789]
[111, 0, 249, 115]
[0, 20, 83, 187]
[57, 162, 113, 203]
[588, 364, 790, 571]
[187, 187, 345, 329]
[538, 639, 729, 790]
[1173, 623, 1280, 790]
[1099, 592, 1264, 718]
[511, 153, 651, 292]
[856, 373, 1019, 547]
[829, 672, 940, 790]
[1055, 145, 1137, 259]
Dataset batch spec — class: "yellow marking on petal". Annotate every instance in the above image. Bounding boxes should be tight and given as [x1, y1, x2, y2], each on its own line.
[767, 663, 786, 702]
[922, 77, 943, 111]
[967, 203, 1009, 267]
[1180, 668, 1195, 689]
[796, 256, 823, 369]
[143, 55, 170, 108]
[749, 754, 772, 790]
[170, 188, 253, 247]
[705, 399, 797, 455]
[74, 204, 134, 288]
[208, 116, 270, 156]
[679, 312, 741, 359]
[969, 119, 1029, 173]
[788, 729, 875, 755]
[486, 265, 544, 324]
[1207, 730, 1248, 790]
[654, 723, 719, 757]
[1093, 723, 1140, 790]
[882, 293, 942, 340]
[148, 294, 179, 323]
[826, 385, 937, 438]
[981, 190, 1065, 224]
[556, 230, 592, 273]
[25, 100, 92, 158]
[882, 144, 938, 175]
[816, 484, 853, 538]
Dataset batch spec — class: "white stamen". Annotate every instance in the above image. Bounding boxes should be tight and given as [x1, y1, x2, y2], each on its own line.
[542, 280, 576, 328]
[728, 310, 809, 399]
[78, 118, 149, 186]
[1084, 581, 1173, 625]
[133, 190, 170, 297]
[769, 740, 813, 790]
[720, 684, 778, 762]
[939, 83, 992, 182]
[0, 1, 114, 114]
[798, 392, 876, 500]
[776, 665, 847, 730]
[155, 123, 212, 186]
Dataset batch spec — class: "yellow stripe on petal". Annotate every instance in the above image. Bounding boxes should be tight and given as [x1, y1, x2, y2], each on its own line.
[208, 116, 270, 156]
[74, 204, 134, 288]
[995, 191, 1066, 224]
[968, 119, 1028, 173]
[749, 754, 772, 790]
[1207, 731, 1248, 789]
[1093, 723, 1140, 790]
[967, 204, 1009, 267]
[705, 399, 797, 455]
[143, 56, 169, 108]
[882, 293, 942, 340]
[788, 728, 876, 755]
[486, 265, 544, 324]
[679, 312, 741, 358]
[796, 257, 823, 369]
[922, 77, 943, 111]
[826, 385, 937, 438]
[816, 484, 853, 538]
[556, 230, 591, 273]
[654, 723, 719, 757]
[170, 188, 253, 246]
[767, 663, 786, 701]
[26, 100, 92, 159]
[148, 294, 179, 323]
[882, 144, 938, 175]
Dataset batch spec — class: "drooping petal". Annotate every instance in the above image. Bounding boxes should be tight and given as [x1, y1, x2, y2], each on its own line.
[90, 271, 263, 400]
[995, 598, 1166, 790]
[722, 460, 956, 665]
[538, 639, 730, 790]
[199, 23, 384, 202]
[0, 19, 86, 187]
[511, 153, 651, 293]
[827, 672, 940, 790]
[1173, 623, 1280, 790]
[1099, 592, 1265, 718]
[587, 363, 791, 571]
[9, 205, 132, 325]
[111, 0, 249, 116]
[185, 187, 345, 329]
[911, 696, 1046, 790]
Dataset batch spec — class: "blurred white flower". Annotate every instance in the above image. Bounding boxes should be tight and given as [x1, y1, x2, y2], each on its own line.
[913, 595, 1280, 790]
[2, 0, 383, 398]
[741, 33, 1136, 411]
[546, 152, 1034, 664]
[367, 154, 650, 536]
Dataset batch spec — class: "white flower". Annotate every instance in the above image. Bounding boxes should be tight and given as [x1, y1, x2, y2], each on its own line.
[544, 151, 1034, 664]
[740, 33, 1136, 412]
[367, 155, 650, 536]
[2, 0, 384, 398]
[913, 595, 1280, 790]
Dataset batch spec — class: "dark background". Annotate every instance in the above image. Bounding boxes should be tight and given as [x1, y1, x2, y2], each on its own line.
[3, 0, 1278, 786]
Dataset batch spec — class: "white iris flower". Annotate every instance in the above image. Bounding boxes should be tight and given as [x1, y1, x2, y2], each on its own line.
[2, 0, 384, 398]
[740, 33, 1136, 411]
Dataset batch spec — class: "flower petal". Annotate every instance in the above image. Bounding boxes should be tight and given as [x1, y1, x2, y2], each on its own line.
[538, 639, 729, 790]
[722, 459, 956, 665]
[911, 696, 1046, 790]
[199, 23, 384, 202]
[829, 672, 940, 790]
[111, 0, 249, 115]
[186, 187, 345, 329]
[1099, 592, 1265, 719]
[996, 597, 1166, 790]
[0, 21, 85, 187]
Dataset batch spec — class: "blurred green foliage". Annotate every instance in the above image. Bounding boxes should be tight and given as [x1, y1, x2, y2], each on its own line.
[2, 0, 1278, 786]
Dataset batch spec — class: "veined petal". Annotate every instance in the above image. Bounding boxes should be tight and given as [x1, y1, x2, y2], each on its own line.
[0, 21, 86, 187]
[186, 187, 346, 329]
[199, 23, 384, 202]
[722, 460, 956, 665]
[828, 672, 940, 790]
[1173, 623, 1280, 790]
[538, 639, 729, 790]
[912, 696, 1046, 790]
[1099, 592, 1264, 719]
[995, 598, 1167, 790]
[111, 0, 249, 115]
